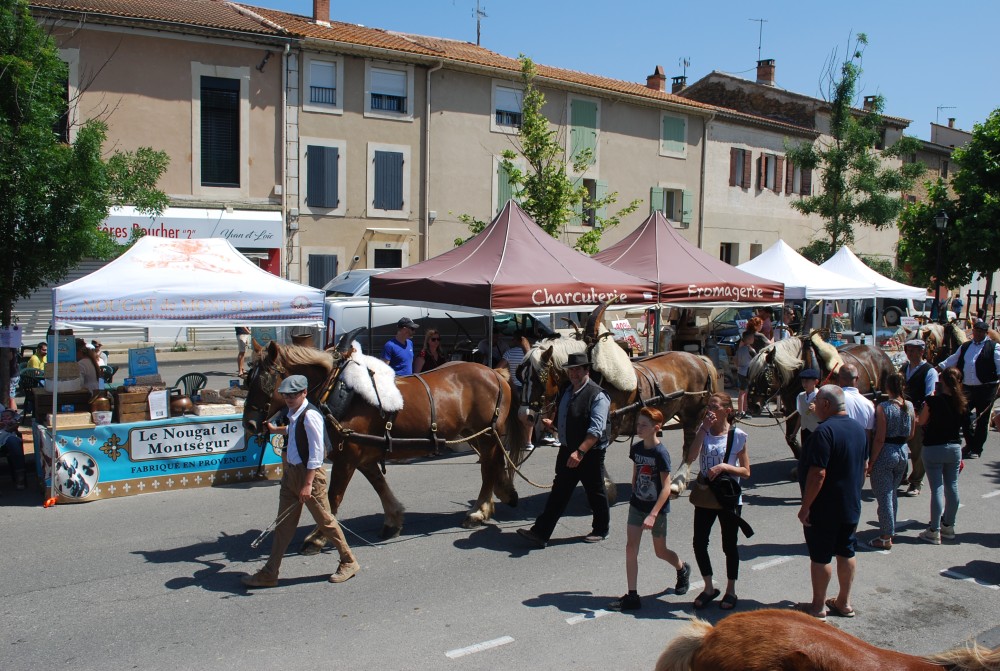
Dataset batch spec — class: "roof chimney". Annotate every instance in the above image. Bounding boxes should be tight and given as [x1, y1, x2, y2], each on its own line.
[756, 58, 775, 86]
[863, 95, 877, 111]
[313, 0, 330, 26]
[671, 75, 687, 94]
[948, 117, 956, 128]
[646, 65, 666, 92]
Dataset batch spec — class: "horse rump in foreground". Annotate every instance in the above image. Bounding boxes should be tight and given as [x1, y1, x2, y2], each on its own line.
[746, 334, 895, 459]
[243, 334, 526, 544]
[655, 609, 999, 671]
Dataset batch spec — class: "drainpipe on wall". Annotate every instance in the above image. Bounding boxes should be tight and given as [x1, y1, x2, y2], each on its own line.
[697, 112, 716, 250]
[281, 43, 290, 278]
[423, 61, 444, 261]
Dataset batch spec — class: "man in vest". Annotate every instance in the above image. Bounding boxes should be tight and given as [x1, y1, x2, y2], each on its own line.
[241, 375, 359, 588]
[516, 352, 611, 548]
[900, 339, 937, 496]
[937, 319, 1000, 459]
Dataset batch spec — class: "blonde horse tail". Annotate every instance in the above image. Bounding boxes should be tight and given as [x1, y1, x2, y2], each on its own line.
[654, 618, 713, 671]
[697, 354, 718, 396]
[503, 387, 529, 471]
[926, 642, 1000, 671]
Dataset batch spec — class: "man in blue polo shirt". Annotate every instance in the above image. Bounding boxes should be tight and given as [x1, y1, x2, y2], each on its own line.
[382, 317, 419, 376]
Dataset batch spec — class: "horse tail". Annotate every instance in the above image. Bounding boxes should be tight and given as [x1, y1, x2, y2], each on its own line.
[697, 354, 717, 396]
[926, 642, 1000, 671]
[654, 618, 713, 671]
[503, 387, 529, 470]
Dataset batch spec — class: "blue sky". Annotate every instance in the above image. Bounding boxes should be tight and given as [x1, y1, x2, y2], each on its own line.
[264, 0, 996, 141]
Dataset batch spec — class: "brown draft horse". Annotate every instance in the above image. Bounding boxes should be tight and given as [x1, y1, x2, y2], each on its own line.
[242, 336, 525, 542]
[746, 334, 896, 459]
[655, 609, 999, 671]
[517, 304, 717, 461]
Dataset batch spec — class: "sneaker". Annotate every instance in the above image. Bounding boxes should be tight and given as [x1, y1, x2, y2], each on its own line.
[523, 443, 535, 452]
[674, 562, 691, 595]
[611, 592, 641, 611]
[940, 525, 956, 540]
[540, 435, 559, 446]
[241, 572, 278, 588]
[902, 485, 921, 497]
[918, 528, 941, 545]
[329, 560, 360, 583]
[582, 532, 607, 543]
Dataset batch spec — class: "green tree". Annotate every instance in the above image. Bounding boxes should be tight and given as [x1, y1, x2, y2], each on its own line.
[897, 180, 962, 288]
[457, 55, 639, 253]
[1, 0, 168, 402]
[786, 33, 923, 262]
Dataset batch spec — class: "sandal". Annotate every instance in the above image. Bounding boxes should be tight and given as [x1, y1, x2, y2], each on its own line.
[824, 598, 856, 618]
[693, 588, 721, 610]
[868, 537, 892, 550]
[719, 593, 738, 610]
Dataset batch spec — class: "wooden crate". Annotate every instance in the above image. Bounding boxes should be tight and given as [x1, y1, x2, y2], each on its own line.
[115, 390, 150, 405]
[34, 390, 93, 421]
[118, 409, 150, 423]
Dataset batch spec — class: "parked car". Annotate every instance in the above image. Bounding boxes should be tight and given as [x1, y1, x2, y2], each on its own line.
[320, 268, 388, 297]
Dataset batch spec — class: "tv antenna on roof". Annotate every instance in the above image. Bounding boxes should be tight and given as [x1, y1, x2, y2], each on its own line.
[474, 0, 488, 46]
[679, 57, 691, 78]
[936, 105, 956, 125]
[749, 18, 768, 62]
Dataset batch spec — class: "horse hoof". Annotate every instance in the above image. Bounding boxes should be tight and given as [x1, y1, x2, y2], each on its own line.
[462, 515, 486, 529]
[508, 492, 519, 508]
[380, 525, 401, 539]
[300, 541, 324, 556]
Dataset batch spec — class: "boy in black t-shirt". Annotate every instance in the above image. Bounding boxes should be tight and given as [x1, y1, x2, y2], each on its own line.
[611, 407, 691, 611]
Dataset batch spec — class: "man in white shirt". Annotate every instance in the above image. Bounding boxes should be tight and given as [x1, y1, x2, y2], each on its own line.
[937, 319, 1000, 458]
[796, 369, 821, 448]
[241, 375, 359, 588]
[900, 339, 937, 496]
[838, 365, 874, 445]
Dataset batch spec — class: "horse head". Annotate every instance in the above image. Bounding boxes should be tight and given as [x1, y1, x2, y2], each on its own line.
[242, 340, 288, 441]
[517, 344, 562, 426]
[746, 343, 780, 410]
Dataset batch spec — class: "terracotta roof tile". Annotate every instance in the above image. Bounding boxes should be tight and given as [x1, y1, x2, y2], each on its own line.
[31, 0, 282, 36]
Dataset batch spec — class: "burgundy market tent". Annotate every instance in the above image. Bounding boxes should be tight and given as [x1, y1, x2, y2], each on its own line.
[369, 201, 658, 315]
[592, 211, 785, 306]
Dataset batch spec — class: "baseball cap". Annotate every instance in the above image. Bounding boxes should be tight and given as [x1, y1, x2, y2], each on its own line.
[799, 368, 820, 380]
[397, 317, 420, 329]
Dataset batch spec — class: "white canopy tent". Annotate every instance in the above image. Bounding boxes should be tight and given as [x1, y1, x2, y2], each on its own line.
[736, 239, 874, 300]
[819, 246, 925, 300]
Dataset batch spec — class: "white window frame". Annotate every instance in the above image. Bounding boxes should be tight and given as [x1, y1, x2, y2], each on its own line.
[300, 137, 347, 216]
[303, 54, 344, 115]
[491, 80, 524, 134]
[58, 48, 79, 143]
[658, 112, 688, 159]
[367, 240, 410, 268]
[656, 181, 686, 222]
[366, 142, 411, 219]
[191, 62, 250, 199]
[566, 94, 601, 177]
[364, 61, 415, 121]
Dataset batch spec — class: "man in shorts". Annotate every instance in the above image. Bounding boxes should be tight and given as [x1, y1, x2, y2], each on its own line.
[235, 326, 251, 377]
[795, 384, 866, 621]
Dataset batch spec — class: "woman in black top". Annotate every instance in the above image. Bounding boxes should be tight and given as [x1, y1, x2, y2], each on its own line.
[915, 367, 967, 544]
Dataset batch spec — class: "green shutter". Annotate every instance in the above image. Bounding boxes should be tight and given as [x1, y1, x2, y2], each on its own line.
[650, 187, 666, 215]
[570, 99, 598, 167]
[497, 162, 514, 213]
[661, 115, 686, 154]
[595, 180, 608, 224]
[681, 190, 693, 225]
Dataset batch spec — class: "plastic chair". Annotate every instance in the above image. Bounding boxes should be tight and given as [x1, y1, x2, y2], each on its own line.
[173, 372, 208, 398]
[99, 365, 116, 384]
[16, 369, 45, 418]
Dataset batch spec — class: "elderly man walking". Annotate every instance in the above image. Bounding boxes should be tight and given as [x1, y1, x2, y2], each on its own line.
[795, 385, 867, 621]
[839, 364, 874, 441]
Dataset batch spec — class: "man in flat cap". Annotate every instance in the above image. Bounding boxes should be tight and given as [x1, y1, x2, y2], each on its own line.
[382, 317, 419, 376]
[517, 352, 611, 548]
[242, 375, 359, 588]
[796, 369, 821, 448]
[937, 319, 1000, 458]
[900, 339, 937, 496]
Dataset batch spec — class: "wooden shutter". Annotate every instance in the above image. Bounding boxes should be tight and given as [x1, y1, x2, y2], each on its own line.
[661, 115, 685, 154]
[649, 187, 666, 215]
[785, 159, 794, 194]
[497, 162, 514, 213]
[595, 180, 608, 223]
[373, 150, 404, 210]
[729, 148, 739, 187]
[570, 99, 598, 167]
[801, 168, 812, 195]
[307, 145, 339, 209]
[308, 254, 339, 289]
[774, 157, 784, 194]
[681, 190, 693, 226]
[756, 155, 764, 191]
[742, 150, 752, 189]
[200, 76, 240, 187]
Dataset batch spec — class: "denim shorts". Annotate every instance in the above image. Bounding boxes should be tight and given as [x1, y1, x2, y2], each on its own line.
[628, 504, 667, 538]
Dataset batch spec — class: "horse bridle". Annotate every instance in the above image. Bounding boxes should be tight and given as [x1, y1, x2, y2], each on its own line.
[243, 355, 289, 442]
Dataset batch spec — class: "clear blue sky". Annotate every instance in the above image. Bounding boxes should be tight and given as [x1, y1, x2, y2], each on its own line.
[264, 0, 996, 141]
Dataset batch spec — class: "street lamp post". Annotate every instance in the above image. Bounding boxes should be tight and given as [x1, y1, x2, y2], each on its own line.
[934, 210, 949, 324]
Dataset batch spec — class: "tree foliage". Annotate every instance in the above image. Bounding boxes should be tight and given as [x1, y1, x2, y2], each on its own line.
[457, 55, 639, 253]
[786, 33, 923, 260]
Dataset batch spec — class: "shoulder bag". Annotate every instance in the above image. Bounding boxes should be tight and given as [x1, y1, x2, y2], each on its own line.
[688, 428, 736, 510]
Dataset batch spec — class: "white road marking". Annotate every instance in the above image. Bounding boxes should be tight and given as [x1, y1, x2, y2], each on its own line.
[983, 490, 1000, 499]
[566, 609, 612, 625]
[752, 556, 794, 571]
[445, 636, 515, 659]
[940, 569, 1000, 590]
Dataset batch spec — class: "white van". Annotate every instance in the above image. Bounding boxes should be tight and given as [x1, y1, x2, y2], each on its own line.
[852, 297, 955, 328]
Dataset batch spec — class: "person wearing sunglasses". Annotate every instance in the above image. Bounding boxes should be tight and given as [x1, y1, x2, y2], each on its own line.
[382, 317, 420, 376]
[414, 329, 447, 373]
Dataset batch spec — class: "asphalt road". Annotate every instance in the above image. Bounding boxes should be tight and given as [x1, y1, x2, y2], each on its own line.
[2, 404, 998, 670]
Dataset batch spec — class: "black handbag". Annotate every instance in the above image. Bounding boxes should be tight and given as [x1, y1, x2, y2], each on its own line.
[691, 428, 755, 538]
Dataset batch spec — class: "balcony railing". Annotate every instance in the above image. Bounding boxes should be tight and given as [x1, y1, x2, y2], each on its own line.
[370, 93, 407, 113]
[310, 86, 336, 105]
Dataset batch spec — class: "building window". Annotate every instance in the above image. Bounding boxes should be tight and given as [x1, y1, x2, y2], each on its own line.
[304, 55, 343, 114]
[365, 63, 414, 120]
[200, 76, 240, 188]
[57, 48, 79, 144]
[942, 160, 949, 178]
[650, 186, 693, 227]
[720, 242, 737, 265]
[367, 143, 411, 219]
[492, 83, 523, 132]
[729, 148, 751, 188]
[373, 248, 403, 268]
[758, 154, 784, 193]
[568, 97, 599, 172]
[301, 138, 346, 215]
[308, 254, 339, 289]
[749, 243, 763, 260]
[659, 113, 687, 158]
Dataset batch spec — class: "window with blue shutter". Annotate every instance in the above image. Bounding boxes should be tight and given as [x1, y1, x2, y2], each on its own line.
[374, 150, 404, 210]
[307, 145, 339, 209]
[649, 187, 666, 215]
[201, 76, 240, 187]
[570, 99, 598, 167]
[308, 254, 339, 289]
